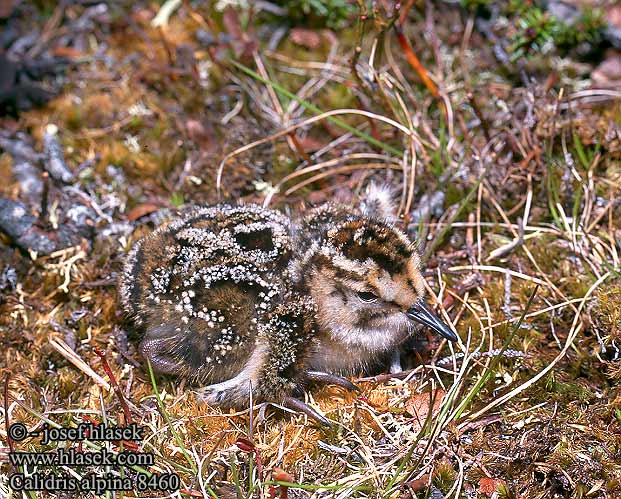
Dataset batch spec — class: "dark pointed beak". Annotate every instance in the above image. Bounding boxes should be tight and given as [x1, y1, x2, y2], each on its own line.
[406, 302, 458, 342]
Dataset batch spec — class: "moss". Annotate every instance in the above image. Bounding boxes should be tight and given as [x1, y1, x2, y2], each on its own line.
[81, 93, 116, 129]
[432, 459, 457, 492]
[64, 106, 85, 131]
[271, 140, 298, 182]
[554, 8, 606, 51]
[545, 372, 595, 404]
[261, 0, 356, 29]
[591, 279, 621, 346]
[0, 153, 13, 188]
[489, 2, 607, 62]
[315, 83, 357, 112]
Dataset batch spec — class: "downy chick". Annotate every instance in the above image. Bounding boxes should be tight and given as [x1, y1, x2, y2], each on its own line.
[119, 187, 458, 425]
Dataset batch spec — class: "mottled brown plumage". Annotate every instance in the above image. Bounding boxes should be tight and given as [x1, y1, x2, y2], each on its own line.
[119, 187, 458, 426]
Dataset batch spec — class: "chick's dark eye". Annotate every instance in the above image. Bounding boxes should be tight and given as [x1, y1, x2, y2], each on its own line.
[357, 291, 379, 303]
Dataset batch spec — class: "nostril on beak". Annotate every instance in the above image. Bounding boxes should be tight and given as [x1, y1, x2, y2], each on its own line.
[406, 302, 458, 342]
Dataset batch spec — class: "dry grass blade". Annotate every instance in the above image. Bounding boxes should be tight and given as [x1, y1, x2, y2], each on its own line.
[447, 264, 548, 286]
[49, 339, 111, 391]
[464, 271, 612, 423]
[283, 163, 402, 197]
[216, 107, 415, 197]
[263, 153, 399, 205]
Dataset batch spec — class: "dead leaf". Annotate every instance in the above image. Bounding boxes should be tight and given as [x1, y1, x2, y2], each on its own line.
[406, 473, 430, 492]
[592, 53, 621, 87]
[214, 484, 239, 499]
[222, 6, 257, 58]
[223, 6, 243, 40]
[126, 203, 160, 221]
[478, 477, 506, 496]
[289, 28, 322, 49]
[186, 119, 215, 150]
[297, 135, 324, 153]
[51, 47, 84, 59]
[405, 389, 445, 431]
[179, 489, 204, 498]
[0, 0, 19, 19]
[132, 8, 154, 24]
[273, 467, 294, 483]
[236, 436, 255, 453]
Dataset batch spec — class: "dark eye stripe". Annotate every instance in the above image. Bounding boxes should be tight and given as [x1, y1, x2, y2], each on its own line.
[357, 291, 378, 303]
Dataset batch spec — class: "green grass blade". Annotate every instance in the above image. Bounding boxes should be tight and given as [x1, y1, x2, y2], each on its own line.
[451, 284, 540, 421]
[147, 360, 198, 475]
[229, 59, 404, 157]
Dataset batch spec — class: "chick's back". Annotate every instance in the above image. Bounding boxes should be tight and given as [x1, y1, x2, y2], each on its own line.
[119, 204, 292, 384]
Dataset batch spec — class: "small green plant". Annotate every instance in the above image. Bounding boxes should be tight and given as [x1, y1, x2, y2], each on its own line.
[429, 121, 448, 179]
[555, 8, 605, 50]
[508, 7, 558, 61]
[507, 4, 605, 61]
[169, 191, 185, 208]
[271, 0, 355, 29]
[572, 132, 600, 170]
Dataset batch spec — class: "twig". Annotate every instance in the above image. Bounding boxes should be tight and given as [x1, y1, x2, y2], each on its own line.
[4, 374, 13, 454]
[94, 347, 133, 425]
[394, 25, 439, 99]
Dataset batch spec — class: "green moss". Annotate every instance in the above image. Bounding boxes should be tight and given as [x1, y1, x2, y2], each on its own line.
[127, 116, 144, 131]
[545, 372, 595, 403]
[264, 0, 356, 29]
[591, 280, 621, 345]
[554, 8, 606, 50]
[64, 107, 84, 131]
[505, 3, 605, 62]
[432, 459, 457, 493]
[316, 84, 357, 114]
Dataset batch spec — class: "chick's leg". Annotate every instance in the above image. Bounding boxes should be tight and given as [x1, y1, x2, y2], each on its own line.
[281, 396, 332, 427]
[304, 371, 360, 392]
[257, 298, 334, 427]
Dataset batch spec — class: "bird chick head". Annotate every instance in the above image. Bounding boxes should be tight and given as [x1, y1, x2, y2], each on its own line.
[306, 214, 457, 353]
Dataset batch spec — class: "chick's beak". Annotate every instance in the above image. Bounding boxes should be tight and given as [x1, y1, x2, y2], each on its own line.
[406, 302, 458, 342]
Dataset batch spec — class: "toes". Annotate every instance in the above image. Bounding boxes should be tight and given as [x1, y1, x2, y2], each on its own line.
[196, 386, 226, 405]
[282, 396, 333, 428]
[305, 371, 360, 393]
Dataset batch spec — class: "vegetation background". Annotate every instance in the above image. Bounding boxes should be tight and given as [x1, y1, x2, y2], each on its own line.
[0, 0, 620, 498]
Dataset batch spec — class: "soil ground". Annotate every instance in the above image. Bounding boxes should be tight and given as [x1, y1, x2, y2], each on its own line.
[1, 1, 620, 498]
